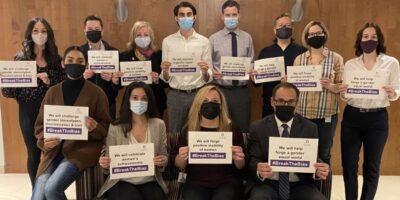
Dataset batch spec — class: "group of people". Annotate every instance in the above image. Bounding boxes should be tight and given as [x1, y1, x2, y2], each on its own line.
[2, 0, 399, 200]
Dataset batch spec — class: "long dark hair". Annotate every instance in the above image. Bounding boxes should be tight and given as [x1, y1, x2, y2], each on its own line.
[19, 17, 60, 68]
[354, 22, 386, 56]
[116, 82, 158, 137]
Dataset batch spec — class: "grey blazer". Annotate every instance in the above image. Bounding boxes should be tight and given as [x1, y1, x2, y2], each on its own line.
[97, 118, 168, 197]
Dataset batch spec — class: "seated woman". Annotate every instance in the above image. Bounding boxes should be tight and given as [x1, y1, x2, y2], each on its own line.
[97, 82, 168, 200]
[173, 84, 245, 200]
[32, 46, 111, 200]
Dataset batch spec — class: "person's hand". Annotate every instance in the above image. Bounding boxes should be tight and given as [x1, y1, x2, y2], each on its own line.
[85, 116, 98, 132]
[280, 75, 288, 83]
[161, 61, 171, 76]
[383, 85, 397, 99]
[338, 84, 348, 95]
[44, 137, 61, 149]
[100, 72, 112, 82]
[232, 146, 245, 161]
[37, 72, 50, 85]
[320, 77, 332, 89]
[150, 72, 159, 83]
[99, 156, 111, 169]
[198, 61, 209, 76]
[154, 155, 167, 167]
[213, 70, 223, 80]
[112, 71, 123, 85]
[249, 69, 257, 82]
[178, 146, 189, 161]
[257, 162, 273, 179]
[83, 69, 95, 79]
[314, 163, 330, 180]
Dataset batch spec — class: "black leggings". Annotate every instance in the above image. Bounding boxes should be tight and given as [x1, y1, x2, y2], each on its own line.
[18, 98, 42, 187]
[106, 181, 166, 200]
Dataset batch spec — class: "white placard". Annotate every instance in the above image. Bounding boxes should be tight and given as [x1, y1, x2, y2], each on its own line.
[287, 65, 322, 91]
[268, 137, 318, 173]
[120, 61, 152, 85]
[254, 57, 285, 83]
[88, 50, 119, 73]
[220, 56, 251, 81]
[44, 105, 88, 140]
[344, 70, 388, 99]
[0, 61, 37, 87]
[109, 143, 155, 180]
[169, 52, 201, 76]
[188, 131, 232, 164]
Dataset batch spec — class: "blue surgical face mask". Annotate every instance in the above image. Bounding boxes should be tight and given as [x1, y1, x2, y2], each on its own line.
[224, 18, 239, 30]
[130, 100, 148, 115]
[134, 36, 151, 49]
[178, 17, 194, 32]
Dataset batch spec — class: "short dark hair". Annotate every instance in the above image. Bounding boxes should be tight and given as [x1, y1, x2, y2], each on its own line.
[222, 0, 240, 13]
[174, 1, 197, 16]
[354, 22, 386, 56]
[273, 13, 291, 26]
[84, 15, 103, 28]
[272, 82, 300, 99]
[115, 82, 158, 138]
[63, 46, 86, 63]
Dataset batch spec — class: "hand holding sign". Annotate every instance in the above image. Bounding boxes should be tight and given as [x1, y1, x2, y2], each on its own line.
[314, 163, 330, 180]
[257, 162, 273, 180]
[44, 137, 61, 149]
[99, 156, 111, 169]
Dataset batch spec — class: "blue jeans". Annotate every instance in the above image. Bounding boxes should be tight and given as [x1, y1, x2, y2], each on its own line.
[31, 154, 81, 200]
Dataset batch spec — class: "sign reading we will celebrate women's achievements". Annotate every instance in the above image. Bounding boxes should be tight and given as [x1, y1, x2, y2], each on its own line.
[0, 61, 37, 87]
[220, 56, 251, 80]
[344, 70, 388, 99]
[253, 57, 285, 83]
[287, 65, 323, 91]
[120, 61, 152, 85]
[44, 105, 88, 140]
[169, 52, 201, 76]
[88, 50, 119, 73]
[188, 131, 232, 164]
[269, 137, 318, 173]
[109, 144, 155, 179]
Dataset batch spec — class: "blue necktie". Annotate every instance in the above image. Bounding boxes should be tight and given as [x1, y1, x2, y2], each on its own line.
[229, 32, 239, 86]
[279, 123, 290, 200]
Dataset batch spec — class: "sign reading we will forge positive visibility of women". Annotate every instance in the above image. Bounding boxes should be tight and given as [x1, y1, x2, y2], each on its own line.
[188, 131, 232, 164]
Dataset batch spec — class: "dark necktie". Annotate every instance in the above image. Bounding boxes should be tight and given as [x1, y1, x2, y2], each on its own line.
[279, 123, 290, 200]
[229, 32, 239, 86]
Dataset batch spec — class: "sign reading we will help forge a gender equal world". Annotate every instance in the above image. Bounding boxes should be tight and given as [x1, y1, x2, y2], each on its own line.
[88, 50, 119, 73]
[109, 143, 155, 180]
[44, 105, 88, 140]
[253, 56, 285, 84]
[0, 61, 37, 87]
[268, 137, 318, 173]
[344, 70, 388, 99]
[188, 131, 232, 164]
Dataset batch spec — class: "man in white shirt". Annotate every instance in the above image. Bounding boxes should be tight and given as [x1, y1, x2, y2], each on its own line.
[160, 1, 212, 133]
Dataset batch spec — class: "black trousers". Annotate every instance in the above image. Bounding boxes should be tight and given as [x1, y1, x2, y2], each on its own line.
[341, 105, 388, 200]
[106, 181, 166, 200]
[183, 182, 243, 200]
[18, 98, 42, 187]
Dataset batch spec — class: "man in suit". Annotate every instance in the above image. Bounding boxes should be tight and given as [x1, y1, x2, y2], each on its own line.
[80, 15, 120, 120]
[247, 82, 329, 200]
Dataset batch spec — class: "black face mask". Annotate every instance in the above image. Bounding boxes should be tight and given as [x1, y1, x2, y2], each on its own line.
[64, 64, 85, 79]
[276, 27, 293, 39]
[306, 36, 326, 48]
[86, 30, 102, 43]
[200, 102, 220, 120]
[275, 105, 295, 122]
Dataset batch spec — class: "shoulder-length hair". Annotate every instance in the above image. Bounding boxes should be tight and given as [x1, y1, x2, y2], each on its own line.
[185, 84, 231, 132]
[126, 21, 157, 50]
[20, 17, 59, 67]
[115, 82, 158, 137]
[301, 20, 330, 48]
[354, 22, 386, 56]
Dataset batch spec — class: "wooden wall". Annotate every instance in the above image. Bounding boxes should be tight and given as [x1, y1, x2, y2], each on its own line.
[1, 0, 399, 174]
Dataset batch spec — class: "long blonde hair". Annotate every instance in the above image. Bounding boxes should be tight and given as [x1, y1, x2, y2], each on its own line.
[126, 21, 157, 50]
[186, 85, 231, 132]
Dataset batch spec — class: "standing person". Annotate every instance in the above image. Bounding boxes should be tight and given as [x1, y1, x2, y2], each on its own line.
[252, 13, 307, 117]
[97, 82, 168, 200]
[160, 1, 213, 133]
[80, 14, 120, 120]
[119, 21, 167, 118]
[174, 85, 245, 200]
[31, 46, 111, 200]
[1, 17, 65, 187]
[209, 0, 254, 133]
[339, 23, 399, 200]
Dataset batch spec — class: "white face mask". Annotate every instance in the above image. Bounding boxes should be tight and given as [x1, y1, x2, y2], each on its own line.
[134, 36, 151, 49]
[32, 33, 48, 45]
[130, 100, 148, 115]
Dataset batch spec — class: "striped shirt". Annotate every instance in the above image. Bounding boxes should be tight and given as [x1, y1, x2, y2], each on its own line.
[294, 48, 343, 119]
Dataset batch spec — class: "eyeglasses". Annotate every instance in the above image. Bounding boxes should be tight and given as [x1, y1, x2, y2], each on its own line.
[308, 31, 325, 38]
[273, 99, 297, 106]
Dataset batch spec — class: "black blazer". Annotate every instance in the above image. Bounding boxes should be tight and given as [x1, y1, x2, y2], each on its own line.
[119, 49, 167, 116]
[246, 114, 319, 192]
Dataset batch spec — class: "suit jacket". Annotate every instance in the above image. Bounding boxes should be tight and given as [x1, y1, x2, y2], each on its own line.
[246, 114, 319, 193]
[97, 118, 169, 197]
